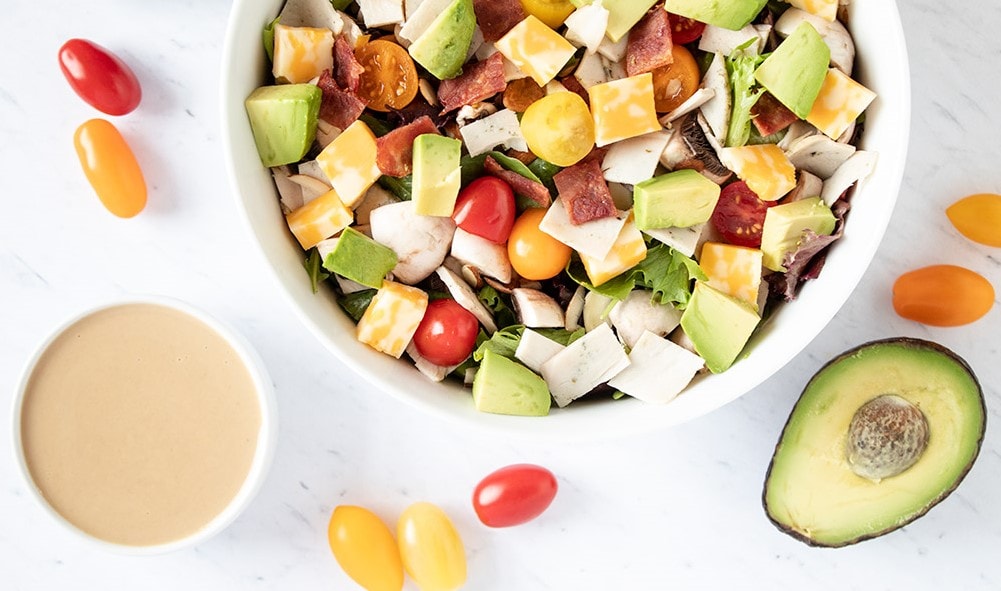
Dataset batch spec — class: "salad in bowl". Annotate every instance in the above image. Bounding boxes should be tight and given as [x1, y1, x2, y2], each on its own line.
[225, 0, 908, 430]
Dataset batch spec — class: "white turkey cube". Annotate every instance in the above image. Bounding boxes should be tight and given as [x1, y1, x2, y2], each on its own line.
[600, 55, 627, 83]
[642, 223, 706, 258]
[404, 0, 424, 19]
[608, 290, 682, 349]
[608, 331, 705, 404]
[597, 32, 628, 62]
[539, 198, 627, 260]
[697, 24, 769, 57]
[357, 0, 404, 28]
[370, 200, 456, 284]
[461, 109, 529, 156]
[512, 288, 565, 328]
[450, 228, 513, 283]
[397, 0, 450, 42]
[574, 51, 609, 89]
[515, 329, 566, 374]
[601, 131, 672, 185]
[564, 2, 609, 54]
[540, 324, 630, 408]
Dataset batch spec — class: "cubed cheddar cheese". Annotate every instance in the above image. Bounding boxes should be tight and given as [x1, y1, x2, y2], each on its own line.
[495, 15, 578, 86]
[316, 120, 381, 208]
[719, 144, 797, 202]
[581, 214, 647, 286]
[698, 242, 763, 308]
[356, 280, 429, 358]
[787, 0, 837, 21]
[588, 74, 662, 147]
[286, 189, 354, 249]
[272, 24, 335, 84]
[807, 68, 877, 140]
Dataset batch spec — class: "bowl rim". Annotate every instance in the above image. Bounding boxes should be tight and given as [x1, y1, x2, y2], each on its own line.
[220, 0, 911, 441]
[10, 295, 278, 555]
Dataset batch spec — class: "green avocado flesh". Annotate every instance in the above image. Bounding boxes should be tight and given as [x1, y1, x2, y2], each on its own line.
[764, 339, 985, 547]
[408, 0, 475, 80]
[473, 350, 551, 417]
[245, 84, 321, 167]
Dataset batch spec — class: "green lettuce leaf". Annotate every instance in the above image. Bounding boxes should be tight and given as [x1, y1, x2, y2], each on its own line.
[725, 40, 766, 148]
[478, 285, 517, 328]
[472, 325, 584, 362]
[566, 243, 707, 308]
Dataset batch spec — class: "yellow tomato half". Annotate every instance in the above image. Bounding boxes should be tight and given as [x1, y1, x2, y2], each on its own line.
[519, 0, 576, 28]
[520, 91, 594, 167]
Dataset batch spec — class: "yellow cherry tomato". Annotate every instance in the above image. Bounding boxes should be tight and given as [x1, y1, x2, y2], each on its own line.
[73, 118, 146, 218]
[946, 193, 1001, 247]
[518, 0, 575, 28]
[508, 207, 572, 280]
[651, 44, 701, 113]
[397, 502, 466, 591]
[892, 264, 994, 327]
[520, 92, 594, 167]
[328, 506, 404, 591]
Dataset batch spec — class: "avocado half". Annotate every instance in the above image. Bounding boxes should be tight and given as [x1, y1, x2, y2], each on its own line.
[763, 338, 986, 547]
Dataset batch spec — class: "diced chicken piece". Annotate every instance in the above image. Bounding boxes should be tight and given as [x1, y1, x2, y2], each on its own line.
[642, 224, 706, 258]
[698, 53, 730, 144]
[608, 290, 683, 349]
[660, 88, 715, 126]
[583, 290, 614, 332]
[512, 288, 564, 328]
[820, 151, 878, 205]
[353, 184, 400, 225]
[785, 170, 824, 202]
[272, 166, 304, 213]
[698, 24, 769, 57]
[564, 2, 609, 54]
[601, 131, 673, 185]
[278, 0, 345, 33]
[539, 198, 627, 260]
[540, 324, 630, 407]
[775, 8, 855, 75]
[289, 174, 332, 204]
[515, 329, 566, 374]
[607, 331, 705, 404]
[450, 228, 513, 283]
[406, 342, 458, 382]
[565, 285, 586, 331]
[370, 201, 456, 284]
[574, 51, 609, 89]
[460, 108, 529, 156]
[785, 134, 856, 179]
[435, 266, 498, 333]
[357, 0, 404, 28]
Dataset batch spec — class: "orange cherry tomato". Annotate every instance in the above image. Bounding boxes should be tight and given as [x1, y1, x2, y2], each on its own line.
[397, 502, 466, 591]
[892, 265, 994, 327]
[507, 207, 572, 280]
[328, 506, 404, 591]
[354, 39, 419, 112]
[651, 44, 700, 113]
[73, 119, 146, 218]
[946, 193, 1001, 247]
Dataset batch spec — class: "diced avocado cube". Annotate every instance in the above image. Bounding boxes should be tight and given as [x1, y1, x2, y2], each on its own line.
[604, 0, 659, 42]
[633, 169, 722, 230]
[322, 227, 398, 288]
[754, 22, 831, 119]
[760, 197, 836, 272]
[412, 134, 462, 216]
[244, 83, 321, 167]
[680, 282, 760, 374]
[473, 349, 551, 417]
[408, 0, 476, 80]
[662, 0, 768, 31]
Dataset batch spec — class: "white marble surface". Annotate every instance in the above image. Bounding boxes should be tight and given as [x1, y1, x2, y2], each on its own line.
[2, 1, 1000, 589]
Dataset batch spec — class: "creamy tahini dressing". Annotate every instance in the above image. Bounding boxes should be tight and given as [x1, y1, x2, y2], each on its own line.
[20, 303, 261, 547]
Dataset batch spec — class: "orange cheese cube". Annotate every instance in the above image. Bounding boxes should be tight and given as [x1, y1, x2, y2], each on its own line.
[286, 189, 354, 249]
[807, 68, 877, 140]
[272, 24, 334, 84]
[316, 120, 381, 208]
[495, 15, 578, 86]
[588, 74, 662, 147]
[356, 280, 429, 358]
[719, 144, 797, 202]
[788, 0, 837, 21]
[698, 242, 763, 308]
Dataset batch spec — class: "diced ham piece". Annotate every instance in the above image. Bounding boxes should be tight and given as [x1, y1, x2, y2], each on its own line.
[375, 115, 439, 177]
[751, 92, 800, 137]
[625, 8, 674, 77]
[333, 35, 364, 92]
[553, 157, 617, 225]
[483, 156, 552, 207]
[437, 53, 507, 113]
[317, 69, 367, 130]
[472, 0, 527, 43]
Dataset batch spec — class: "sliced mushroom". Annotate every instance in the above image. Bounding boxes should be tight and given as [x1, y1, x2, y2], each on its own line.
[406, 342, 457, 382]
[369, 200, 456, 284]
[583, 290, 614, 332]
[315, 118, 342, 148]
[608, 290, 682, 349]
[777, 120, 818, 151]
[775, 7, 855, 75]
[450, 228, 513, 283]
[512, 288, 565, 328]
[659, 88, 716, 126]
[419, 78, 438, 106]
[279, 0, 345, 33]
[288, 173, 332, 204]
[455, 102, 498, 127]
[821, 151, 878, 205]
[659, 126, 695, 169]
[565, 285, 586, 331]
[698, 52, 730, 144]
[354, 184, 399, 225]
[785, 134, 856, 179]
[678, 114, 733, 184]
[785, 170, 824, 202]
[436, 265, 498, 333]
[297, 160, 331, 184]
[271, 166, 303, 213]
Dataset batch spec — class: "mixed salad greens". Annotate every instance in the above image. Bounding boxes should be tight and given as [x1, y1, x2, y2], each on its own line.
[245, 0, 878, 415]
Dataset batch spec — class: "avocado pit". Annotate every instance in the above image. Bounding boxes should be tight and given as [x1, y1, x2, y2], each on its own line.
[846, 394, 930, 481]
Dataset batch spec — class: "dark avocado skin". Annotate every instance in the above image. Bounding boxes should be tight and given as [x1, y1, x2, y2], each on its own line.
[761, 337, 987, 548]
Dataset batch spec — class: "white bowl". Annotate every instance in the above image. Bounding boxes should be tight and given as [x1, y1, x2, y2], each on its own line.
[11, 296, 278, 554]
[221, 2, 910, 439]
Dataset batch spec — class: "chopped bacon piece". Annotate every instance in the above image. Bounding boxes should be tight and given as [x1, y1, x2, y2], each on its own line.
[388, 98, 446, 128]
[375, 116, 439, 177]
[472, 0, 527, 43]
[751, 92, 800, 137]
[333, 36, 364, 92]
[553, 158, 617, 224]
[437, 53, 507, 113]
[484, 156, 552, 207]
[559, 76, 590, 107]
[317, 69, 367, 130]
[625, 8, 674, 77]
[503, 77, 546, 112]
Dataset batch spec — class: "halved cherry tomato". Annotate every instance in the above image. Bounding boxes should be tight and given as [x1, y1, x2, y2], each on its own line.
[710, 181, 775, 248]
[328, 506, 404, 591]
[355, 39, 419, 112]
[892, 265, 994, 327]
[413, 299, 480, 366]
[946, 193, 1001, 247]
[73, 119, 147, 218]
[668, 13, 707, 45]
[519, 0, 575, 28]
[520, 92, 594, 167]
[452, 177, 516, 244]
[651, 44, 701, 113]
[58, 39, 141, 116]
[508, 208, 572, 280]
[398, 502, 466, 591]
[473, 464, 558, 528]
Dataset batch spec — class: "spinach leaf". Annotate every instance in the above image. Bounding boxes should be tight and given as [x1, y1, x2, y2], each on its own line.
[378, 175, 413, 200]
[338, 289, 377, 322]
[303, 248, 330, 294]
